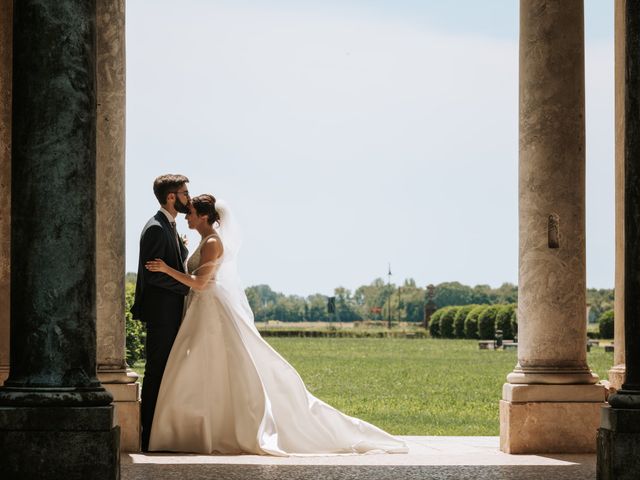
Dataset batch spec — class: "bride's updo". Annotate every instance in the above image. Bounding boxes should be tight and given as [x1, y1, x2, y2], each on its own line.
[191, 194, 220, 225]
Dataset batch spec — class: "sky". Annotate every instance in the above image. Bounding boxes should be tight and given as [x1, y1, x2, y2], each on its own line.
[125, 1, 615, 296]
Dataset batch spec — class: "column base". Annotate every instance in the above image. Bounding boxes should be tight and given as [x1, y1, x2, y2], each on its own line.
[607, 364, 626, 391]
[99, 369, 141, 452]
[0, 405, 120, 480]
[507, 368, 599, 385]
[597, 405, 640, 480]
[500, 383, 606, 453]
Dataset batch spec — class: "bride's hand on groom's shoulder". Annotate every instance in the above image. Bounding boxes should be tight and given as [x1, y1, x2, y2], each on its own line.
[146, 258, 169, 273]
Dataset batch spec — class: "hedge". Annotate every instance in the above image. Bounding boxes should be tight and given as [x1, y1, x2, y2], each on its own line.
[429, 308, 445, 338]
[465, 305, 488, 339]
[454, 305, 477, 339]
[494, 304, 515, 340]
[439, 306, 460, 339]
[125, 283, 145, 365]
[478, 305, 500, 340]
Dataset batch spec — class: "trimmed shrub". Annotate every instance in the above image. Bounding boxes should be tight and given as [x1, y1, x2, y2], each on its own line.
[510, 307, 518, 340]
[454, 305, 476, 338]
[495, 304, 515, 340]
[429, 308, 445, 338]
[478, 305, 499, 339]
[439, 306, 459, 339]
[465, 305, 487, 339]
[598, 310, 614, 339]
[125, 283, 145, 365]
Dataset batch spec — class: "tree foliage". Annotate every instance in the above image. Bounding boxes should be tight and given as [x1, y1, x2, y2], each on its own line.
[125, 282, 145, 365]
[598, 310, 614, 339]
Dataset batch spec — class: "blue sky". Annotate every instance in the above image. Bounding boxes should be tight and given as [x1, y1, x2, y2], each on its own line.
[126, 1, 614, 296]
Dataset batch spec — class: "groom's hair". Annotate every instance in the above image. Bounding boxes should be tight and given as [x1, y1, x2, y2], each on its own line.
[153, 174, 190, 205]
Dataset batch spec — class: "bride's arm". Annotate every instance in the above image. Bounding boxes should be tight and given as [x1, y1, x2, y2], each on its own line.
[145, 237, 221, 291]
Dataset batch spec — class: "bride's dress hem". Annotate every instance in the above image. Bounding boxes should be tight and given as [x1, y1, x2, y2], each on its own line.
[148, 234, 408, 457]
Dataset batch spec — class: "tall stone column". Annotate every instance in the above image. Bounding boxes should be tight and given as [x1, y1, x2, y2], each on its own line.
[0, 0, 11, 386]
[598, 2, 640, 477]
[609, 0, 627, 391]
[96, 0, 140, 452]
[0, 1, 119, 478]
[500, 0, 606, 454]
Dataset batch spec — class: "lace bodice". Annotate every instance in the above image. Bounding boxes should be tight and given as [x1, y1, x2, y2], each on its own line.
[187, 234, 223, 277]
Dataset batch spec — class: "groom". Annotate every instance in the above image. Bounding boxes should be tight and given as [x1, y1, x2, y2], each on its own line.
[131, 174, 191, 452]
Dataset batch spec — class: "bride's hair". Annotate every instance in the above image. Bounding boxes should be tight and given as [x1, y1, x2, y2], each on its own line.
[191, 194, 220, 225]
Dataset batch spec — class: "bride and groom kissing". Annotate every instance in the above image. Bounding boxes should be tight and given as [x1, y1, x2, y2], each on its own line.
[131, 174, 408, 455]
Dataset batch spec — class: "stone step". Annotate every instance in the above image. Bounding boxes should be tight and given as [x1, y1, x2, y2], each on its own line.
[121, 436, 596, 480]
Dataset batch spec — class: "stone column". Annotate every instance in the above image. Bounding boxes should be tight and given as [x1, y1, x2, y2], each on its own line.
[597, 3, 640, 476]
[0, 0, 11, 386]
[500, 0, 606, 454]
[96, 0, 140, 452]
[609, 0, 627, 391]
[0, 1, 119, 478]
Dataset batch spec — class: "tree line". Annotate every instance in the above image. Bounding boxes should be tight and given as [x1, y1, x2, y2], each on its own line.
[123, 274, 614, 364]
[125, 273, 613, 325]
[245, 280, 521, 324]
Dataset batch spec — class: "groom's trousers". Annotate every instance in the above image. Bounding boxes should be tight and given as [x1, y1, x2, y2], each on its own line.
[141, 321, 180, 451]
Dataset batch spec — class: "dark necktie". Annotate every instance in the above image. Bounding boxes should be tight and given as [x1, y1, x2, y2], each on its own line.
[170, 222, 182, 262]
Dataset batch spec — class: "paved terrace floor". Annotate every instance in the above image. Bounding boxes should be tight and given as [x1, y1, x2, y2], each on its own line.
[122, 436, 596, 480]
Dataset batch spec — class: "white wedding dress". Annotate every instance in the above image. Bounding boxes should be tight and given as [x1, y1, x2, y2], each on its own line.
[149, 214, 408, 455]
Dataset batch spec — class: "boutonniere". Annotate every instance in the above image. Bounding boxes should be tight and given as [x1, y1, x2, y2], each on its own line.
[179, 234, 188, 246]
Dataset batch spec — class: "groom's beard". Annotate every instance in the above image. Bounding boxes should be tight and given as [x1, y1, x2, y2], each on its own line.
[174, 197, 189, 214]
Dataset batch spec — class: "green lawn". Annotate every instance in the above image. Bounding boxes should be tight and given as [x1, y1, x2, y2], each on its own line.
[132, 338, 614, 436]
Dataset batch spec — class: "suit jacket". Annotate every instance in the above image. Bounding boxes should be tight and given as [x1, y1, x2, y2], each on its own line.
[131, 211, 190, 325]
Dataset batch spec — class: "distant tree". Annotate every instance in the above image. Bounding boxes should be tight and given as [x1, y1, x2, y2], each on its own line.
[307, 294, 330, 322]
[433, 282, 475, 308]
[598, 310, 614, 339]
[400, 279, 426, 323]
[354, 278, 394, 321]
[334, 287, 362, 322]
[494, 283, 518, 303]
[246, 284, 281, 321]
[471, 284, 494, 305]
[587, 288, 614, 324]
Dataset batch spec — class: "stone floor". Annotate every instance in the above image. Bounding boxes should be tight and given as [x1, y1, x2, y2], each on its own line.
[121, 436, 596, 480]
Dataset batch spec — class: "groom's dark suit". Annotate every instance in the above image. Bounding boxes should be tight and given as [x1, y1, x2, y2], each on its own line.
[131, 211, 189, 451]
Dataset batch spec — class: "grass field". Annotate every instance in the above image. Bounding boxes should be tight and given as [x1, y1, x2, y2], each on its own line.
[132, 338, 614, 436]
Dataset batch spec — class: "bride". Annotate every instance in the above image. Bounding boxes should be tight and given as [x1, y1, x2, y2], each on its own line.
[145, 194, 408, 455]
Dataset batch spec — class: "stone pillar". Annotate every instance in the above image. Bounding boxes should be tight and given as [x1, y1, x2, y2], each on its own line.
[96, 0, 140, 452]
[0, 0, 11, 386]
[0, 1, 119, 478]
[598, 2, 640, 477]
[500, 0, 606, 454]
[609, 0, 627, 391]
